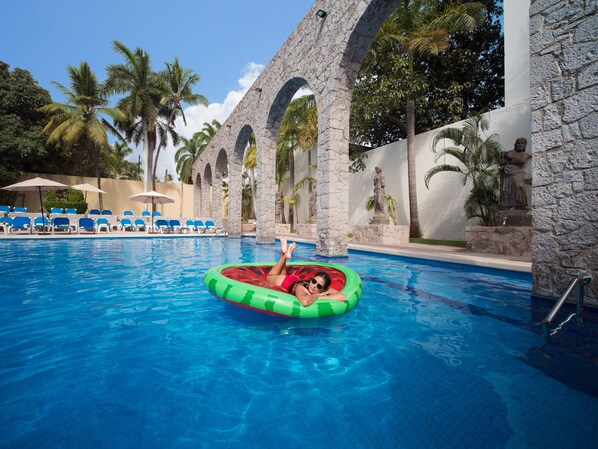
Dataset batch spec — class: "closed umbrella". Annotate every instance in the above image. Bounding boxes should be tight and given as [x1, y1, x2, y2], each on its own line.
[2, 177, 69, 233]
[129, 190, 175, 232]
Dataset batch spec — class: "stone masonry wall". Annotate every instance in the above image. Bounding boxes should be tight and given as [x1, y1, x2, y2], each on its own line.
[466, 226, 532, 257]
[530, 0, 597, 304]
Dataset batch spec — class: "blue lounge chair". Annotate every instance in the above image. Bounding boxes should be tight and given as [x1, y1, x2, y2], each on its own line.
[51, 217, 72, 234]
[122, 210, 133, 216]
[205, 220, 226, 235]
[0, 217, 13, 234]
[78, 217, 95, 234]
[65, 208, 77, 215]
[101, 209, 112, 215]
[134, 219, 146, 232]
[153, 211, 161, 217]
[97, 217, 110, 233]
[154, 219, 171, 234]
[0, 205, 10, 216]
[10, 216, 31, 234]
[50, 207, 64, 214]
[89, 209, 101, 215]
[119, 218, 133, 231]
[169, 219, 185, 233]
[13, 206, 27, 213]
[33, 216, 50, 233]
[185, 219, 197, 232]
[193, 220, 206, 233]
[141, 211, 151, 217]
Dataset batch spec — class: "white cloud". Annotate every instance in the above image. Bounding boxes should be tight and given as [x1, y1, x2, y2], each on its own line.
[149, 62, 265, 183]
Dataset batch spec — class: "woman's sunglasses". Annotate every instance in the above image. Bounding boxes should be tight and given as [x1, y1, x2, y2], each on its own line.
[310, 278, 324, 290]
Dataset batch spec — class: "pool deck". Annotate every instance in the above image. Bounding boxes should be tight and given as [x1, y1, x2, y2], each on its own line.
[0, 229, 532, 273]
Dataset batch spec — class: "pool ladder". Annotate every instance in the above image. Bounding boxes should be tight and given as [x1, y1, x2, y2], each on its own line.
[537, 272, 592, 337]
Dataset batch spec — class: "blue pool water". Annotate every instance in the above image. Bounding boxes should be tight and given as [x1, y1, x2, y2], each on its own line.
[1, 237, 597, 449]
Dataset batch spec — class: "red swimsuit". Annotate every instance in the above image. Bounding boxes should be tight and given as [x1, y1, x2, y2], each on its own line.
[280, 275, 300, 293]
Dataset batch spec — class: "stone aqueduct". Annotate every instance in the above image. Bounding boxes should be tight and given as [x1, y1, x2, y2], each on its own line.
[192, 0, 597, 303]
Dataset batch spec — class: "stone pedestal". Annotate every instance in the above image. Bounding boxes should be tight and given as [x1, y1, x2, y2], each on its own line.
[275, 223, 291, 235]
[370, 215, 390, 225]
[498, 209, 532, 227]
[465, 226, 531, 257]
[295, 223, 318, 239]
[351, 224, 409, 246]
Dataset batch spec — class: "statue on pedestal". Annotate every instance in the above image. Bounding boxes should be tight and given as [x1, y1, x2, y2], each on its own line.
[498, 137, 532, 226]
[500, 137, 531, 209]
[370, 166, 389, 225]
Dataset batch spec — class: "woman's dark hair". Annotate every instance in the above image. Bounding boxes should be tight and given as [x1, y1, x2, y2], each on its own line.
[291, 271, 332, 292]
[314, 271, 331, 290]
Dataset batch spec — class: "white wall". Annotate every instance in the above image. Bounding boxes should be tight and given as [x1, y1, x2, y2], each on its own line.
[348, 102, 532, 240]
[505, 0, 531, 106]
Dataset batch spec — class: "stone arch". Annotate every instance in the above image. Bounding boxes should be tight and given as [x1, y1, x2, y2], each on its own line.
[202, 164, 213, 218]
[191, 0, 405, 256]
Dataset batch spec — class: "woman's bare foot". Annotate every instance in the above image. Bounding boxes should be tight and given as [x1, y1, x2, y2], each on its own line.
[284, 242, 296, 259]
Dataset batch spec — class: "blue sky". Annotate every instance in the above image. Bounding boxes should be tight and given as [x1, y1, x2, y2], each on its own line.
[1, 0, 315, 180]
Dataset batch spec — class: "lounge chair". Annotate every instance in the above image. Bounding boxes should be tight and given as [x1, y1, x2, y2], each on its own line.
[97, 217, 110, 233]
[33, 216, 50, 233]
[0, 217, 13, 234]
[119, 218, 133, 231]
[0, 205, 11, 216]
[89, 209, 101, 215]
[194, 220, 206, 233]
[153, 211, 162, 217]
[185, 219, 197, 233]
[13, 206, 27, 213]
[122, 210, 133, 216]
[65, 208, 77, 215]
[133, 219, 146, 232]
[101, 209, 112, 215]
[141, 211, 151, 217]
[51, 217, 72, 234]
[50, 207, 64, 214]
[205, 220, 226, 235]
[154, 219, 171, 234]
[78, 217, 95, 234]
[169, 219, 183, 233]
[10, 216, 31, 234]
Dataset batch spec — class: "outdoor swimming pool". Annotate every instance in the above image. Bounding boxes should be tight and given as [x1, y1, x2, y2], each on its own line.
[1, 237, 596, 448]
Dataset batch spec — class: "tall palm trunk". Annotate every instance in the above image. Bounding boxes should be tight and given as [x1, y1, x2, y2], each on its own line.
[288, 151, 295, 229]
[93, 143, 104, 211]
[152, 109, 177, 191]
[249, 168, 257, 219]
[406, 97, 422, 238]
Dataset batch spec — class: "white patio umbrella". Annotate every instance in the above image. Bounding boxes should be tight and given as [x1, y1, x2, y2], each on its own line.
[2, 177, 69, 233]
[70, 183, 107, 208]
[129, 190, 175, 232]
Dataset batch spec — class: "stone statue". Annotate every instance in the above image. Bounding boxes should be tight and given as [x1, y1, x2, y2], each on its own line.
[374, 167, 386, 215]
[500, 137, 531, 209]
[371, 166, 390, 225]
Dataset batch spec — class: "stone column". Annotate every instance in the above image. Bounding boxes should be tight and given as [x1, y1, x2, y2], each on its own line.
[530, 0, 597, 303]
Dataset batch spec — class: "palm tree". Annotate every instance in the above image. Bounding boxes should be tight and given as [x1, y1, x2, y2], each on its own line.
[175, 120, 221, 183]
[40, 62, 124, 209]
[243, 132, 257, 219]
[106, 41, 162, 193]
[106, 141, 133, 179]
[424, 112, 502, 226]
[276, 93, 317, 227]
[152, 58, 208, 190]
[366, 0, 486, 237]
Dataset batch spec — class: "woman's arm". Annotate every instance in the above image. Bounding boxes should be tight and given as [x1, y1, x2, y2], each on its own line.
[293, 286, 347, 306]
[293, 285, 320, 307]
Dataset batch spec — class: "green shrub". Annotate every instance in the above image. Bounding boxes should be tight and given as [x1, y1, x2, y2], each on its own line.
[44, 189, 88, 214]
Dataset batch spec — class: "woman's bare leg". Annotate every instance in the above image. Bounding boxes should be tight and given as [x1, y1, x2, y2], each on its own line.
[267, 239, 296, 284]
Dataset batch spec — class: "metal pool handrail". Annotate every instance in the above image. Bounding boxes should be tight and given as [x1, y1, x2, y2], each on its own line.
[537, 272, 592, 335]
